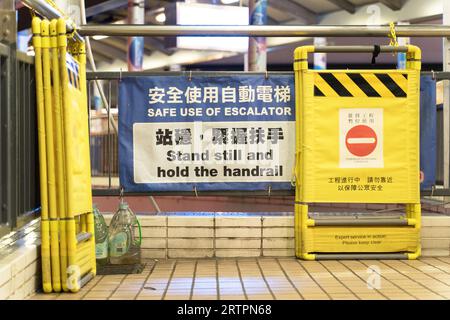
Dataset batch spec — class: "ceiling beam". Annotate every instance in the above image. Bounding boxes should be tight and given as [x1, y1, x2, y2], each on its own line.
[86, 0, 128, 18]
[90, 40, 127, 61]
[99, 37, 128, 53]
[92, 57, 106, 68]
[145, 37, 173, 56]
[102, 36, 154, 55]
[319, 0, 440, 25]
[90, 48, 115, 64]
[103, 36, 152, 54]
[327, 0, 356, 14]
[118, 37, 155, 55]
[378, 0, 404, 11]
[267, 16, 279, 25]
[269, 0, 316, 24]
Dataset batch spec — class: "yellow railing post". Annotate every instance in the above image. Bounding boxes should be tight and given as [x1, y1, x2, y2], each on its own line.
[32, 16, 53, 294]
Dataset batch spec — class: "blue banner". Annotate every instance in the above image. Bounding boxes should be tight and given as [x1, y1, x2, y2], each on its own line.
[119, 74, 295, 192]
[420, 75, 437, 190]
[119, 74, 437, 193]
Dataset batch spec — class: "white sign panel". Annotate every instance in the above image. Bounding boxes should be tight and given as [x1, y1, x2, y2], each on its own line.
[339, 108, 384, 168]
[133, 121, 294, 184]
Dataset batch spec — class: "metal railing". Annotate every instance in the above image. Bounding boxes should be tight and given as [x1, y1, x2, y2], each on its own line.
[77, 24, 450, 38]
[0, 43, 40, 236]
[87, 70, 448, 197]
[20, 0, 450, 39]
[88, 76, 119, 190]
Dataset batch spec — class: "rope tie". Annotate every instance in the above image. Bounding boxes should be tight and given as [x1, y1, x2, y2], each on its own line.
[371, 45, 381, 64]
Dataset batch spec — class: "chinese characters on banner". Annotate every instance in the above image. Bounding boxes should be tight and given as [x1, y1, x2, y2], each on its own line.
[119, 75, 295, 191]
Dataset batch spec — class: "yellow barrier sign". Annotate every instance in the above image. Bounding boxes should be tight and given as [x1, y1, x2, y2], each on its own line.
[33, 16, 95, 293]
[296, 67, 420, 204]
[61, 51, 92, 215]
[293, 45, 422, 260]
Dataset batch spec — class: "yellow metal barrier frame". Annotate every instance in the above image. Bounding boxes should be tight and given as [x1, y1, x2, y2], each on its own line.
[293, 45, 421, 260]
[32, 17, 52, 294]
[33, 16, 95, 293]
[41, 19, 62, 293]
[57, 19, 95, 293]
[50, 19, 69, 292]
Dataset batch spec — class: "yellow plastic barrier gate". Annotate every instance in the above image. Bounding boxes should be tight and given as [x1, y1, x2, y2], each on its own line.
[32, 17, 95, 293]
[293, 45, 421, 260]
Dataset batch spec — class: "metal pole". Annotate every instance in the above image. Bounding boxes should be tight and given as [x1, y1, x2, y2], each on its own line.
[396, 21, 410, 69]
[313, 45, 408, 53]
[17, 0, 450, 39]
[444, 1, 450, 194]
[248, 0, 267, 72]
[313, 37, 326, 70]
[0, 0, 17, 229]
[78, 24, 450, 38]
[127, 0, 144, 71]
[21, 0, 83, 42]
[21, 0, 64, 20]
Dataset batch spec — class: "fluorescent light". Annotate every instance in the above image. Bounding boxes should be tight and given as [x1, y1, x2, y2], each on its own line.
[176, 3, 248, 52]
[93, 35, 109, 40]
[155, 12, 166, 23]
[221, 0, 239, 4]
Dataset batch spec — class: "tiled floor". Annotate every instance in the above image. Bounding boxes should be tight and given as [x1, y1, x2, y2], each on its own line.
[29, 257, 450, 300]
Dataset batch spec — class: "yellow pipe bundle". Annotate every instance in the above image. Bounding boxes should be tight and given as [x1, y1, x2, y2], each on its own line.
[32, 17, 95, 293]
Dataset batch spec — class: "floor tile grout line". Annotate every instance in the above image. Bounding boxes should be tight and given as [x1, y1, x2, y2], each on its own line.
[436, 257, 450, 266]
[260, 217, 263, 257]
[189, 260, 198, 300]
[105, 273, 130, 300]
[213, 214, 216, 258]
[255, 258, 276, 300]
[80, 275, 104, 300]
[275, 258, 304, 300]
[435, 256, 450, 265]
[358, 260, 418, 300]
[161, 259, 178, 300]
[317, 261, 361, 300]
[337, 260, 390, 300]
[235, 259, 248, 300]
[419, 257, 450, 275]
[135, 259, 158, 300]
[398, 259, 450, 288]
[215, 258, 220, 300]
[165, 216, 168, 259]
[377, 260, 447, 299]
[295, 260, 332, 300]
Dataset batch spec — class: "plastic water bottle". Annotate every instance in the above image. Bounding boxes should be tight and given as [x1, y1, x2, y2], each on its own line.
[93, 204, 109, 266]
[108, 202, 141, 265]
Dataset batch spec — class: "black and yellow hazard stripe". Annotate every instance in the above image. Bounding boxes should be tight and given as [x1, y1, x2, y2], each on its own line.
[314, 72, 408, 98]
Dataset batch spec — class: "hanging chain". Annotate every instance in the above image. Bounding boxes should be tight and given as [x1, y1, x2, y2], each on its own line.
[388, 22, 399, 47]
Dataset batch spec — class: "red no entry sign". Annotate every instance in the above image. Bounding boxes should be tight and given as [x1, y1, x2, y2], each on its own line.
[345, 125, 378, 157]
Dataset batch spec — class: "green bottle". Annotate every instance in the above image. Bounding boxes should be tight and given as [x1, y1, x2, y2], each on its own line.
[108, 202, 141, 265]
[93, 204, 109, 266]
